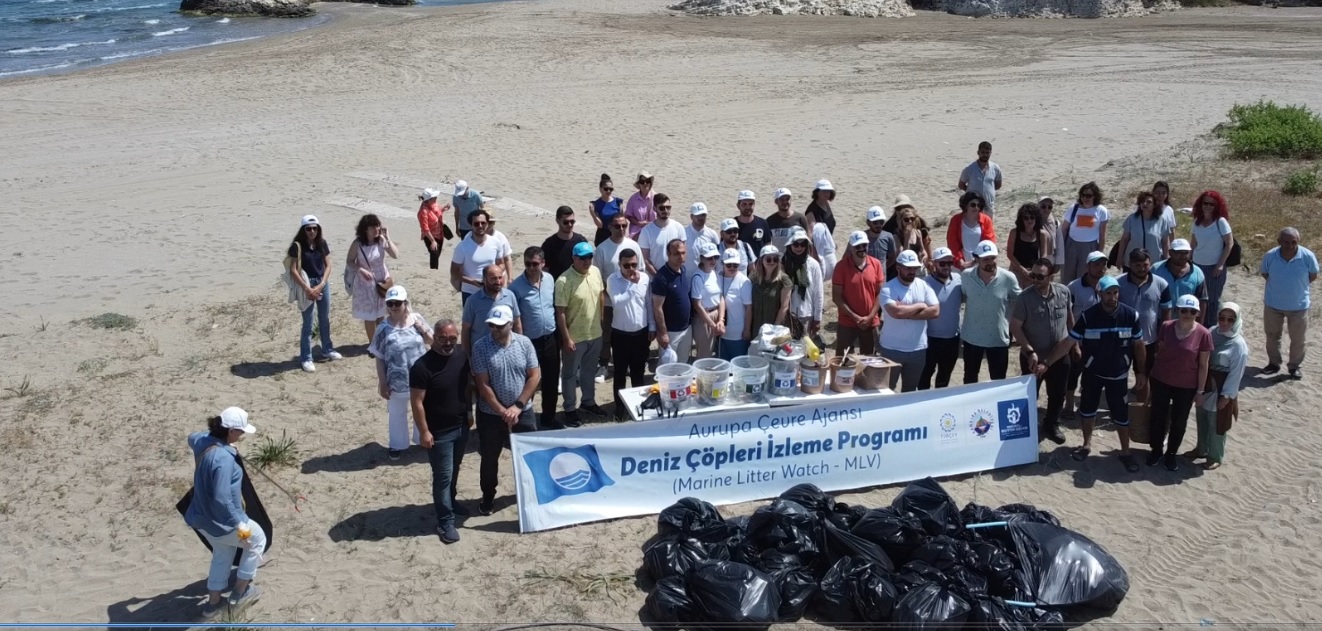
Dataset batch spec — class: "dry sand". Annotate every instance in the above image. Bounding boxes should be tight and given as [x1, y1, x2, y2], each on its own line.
[2, 0, 1322, 625]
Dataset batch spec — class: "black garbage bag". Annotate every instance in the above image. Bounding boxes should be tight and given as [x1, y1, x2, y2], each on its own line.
[659, 497, 725, 537]
[968, 597, 1029, 631]
[814, 557, 862, 622]
[645, 575, 693, 627]
[827, 502, 869, 530]
[685, 560, 781, 631]
[771, 566, 817, 621]
[890, 477, 963, 537]
[813, 555, 895, 623]
[728, 514, 751, 532]
[890, 582, 973, 630]
[779, 483, 836, 516]
[894, 560, 950, 595]
[645, 535, 726, 582]
[851, 508, 926, 564]
[1006, 521, 1129, 612]
[746, 499, 822, 562]
[851, 566, 900, 623]
[997, 503, 1061, 527]
[910, 535, 973, 574]
[970, 541, 1018, 596]
[753, 549, 803, 575]
[822, 520, 894, 571]
[689, 520, 757, 565]
[959, 502, 1002, 527]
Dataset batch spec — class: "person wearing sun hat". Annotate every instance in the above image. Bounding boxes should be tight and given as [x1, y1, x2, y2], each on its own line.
[880, 250, 940, 392]
[184, 407, 267, 619]
[766, 187, 808, 251]
[832, 230, 885, 356]
[286, 214, 341, 373]
[555, 241, 609, 425]
[471, 304, 540, 515]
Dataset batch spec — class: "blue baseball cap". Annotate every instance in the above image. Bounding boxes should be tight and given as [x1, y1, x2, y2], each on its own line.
[572, 242, 594, 258]
[1097, 275, 1119, 292]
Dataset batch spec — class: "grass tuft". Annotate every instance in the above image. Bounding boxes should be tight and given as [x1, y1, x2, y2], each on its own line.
[522, 569, 634, 602]
[247, 430, 299, 470]
[1219, 100, 1322, 160]
[83, 313, 138, 331]
[4, 375, 33, 398]
[1283, 167, 1319, 197]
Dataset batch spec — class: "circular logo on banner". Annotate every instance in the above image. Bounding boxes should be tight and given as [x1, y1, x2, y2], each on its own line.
[939, 413, 958, 435]
[548, 452, 594, 491]
[968, 409, 994, 437]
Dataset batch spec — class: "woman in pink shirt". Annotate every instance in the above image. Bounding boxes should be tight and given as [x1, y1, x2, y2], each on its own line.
[1147, 294, 1213, 472]
[625, 172, 656, 239]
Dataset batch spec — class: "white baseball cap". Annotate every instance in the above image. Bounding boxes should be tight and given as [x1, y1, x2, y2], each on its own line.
[1086, 250, 1109, 263]
[421, 188, 440, 201]
[220, 407, 256, 434]
[454, 180, 469, 195]
[866, 206, 886, 223]
[384, 285, 408, 302]
[774, 187, 792, 200]
[932, 247, 954, 261]
[1175, 294, 1200, 311]
[720, 218, 739, 232]
[848, 231, 869, 247]
[759, 245, 780, 259]
[722, 248, 741, 265]
[300, 214, 319, 227]
[737, 190, 756, 202]
[789, 227, 810, 243]
[896, 250, 922, 268]
[1171, 238, 1192, 252]
[690, 202, 708, 216]
[699, 242, 720, 259]
[486, 304, 514, 326]
[815, 179, 834, 191]
[975, 240, 999, 258]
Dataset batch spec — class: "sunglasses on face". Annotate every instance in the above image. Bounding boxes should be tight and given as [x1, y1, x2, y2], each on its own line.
[602, 187, 614, 192]
[525, 260, 543, 267]
[936, 261, 953, 267]
[487, 322, 509, 329]
[724, 263, 739, 268]
[386, 300, 404, 308]
[1029, 273, 1046, 280]
[561, 220, 575, 226]
[472, 222, 489, 228]
[904, 217, 916, 222]
[764, 257, 781, 264]
[575, 254, 594, 260]
[304, 226, 319, 231]
[852, 245, 868, 252]
[620, 262, 638, 269]
[723, 229, 738, 235]
[967, 203, 983, 209]
[791, 241, 807, 247]
[658, 205, 672, 211]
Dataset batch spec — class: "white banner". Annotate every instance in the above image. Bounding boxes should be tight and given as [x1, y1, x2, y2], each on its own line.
[511, 376, 1039, 533]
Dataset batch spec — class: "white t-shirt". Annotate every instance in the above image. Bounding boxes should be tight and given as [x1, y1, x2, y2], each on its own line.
[639, 220, 687, 273]
[880, 276, 939, 352]
[813, 223, 837, 281]
[690, 269, 724, 311]
[720, 272, 753, 340]
[489, 230, 513, 259]
[722, 240, 755, 274]
[685, 224, 719, 273]
[1191, 217, 1232, 266]
[1065, 204, 1110, 243]
[607, 271, 653, 333]
[452, 235, 503, 295]
[961, 220, 982, 262]
[1160, 204, 1176, 227]
[594, 237, 641, 279]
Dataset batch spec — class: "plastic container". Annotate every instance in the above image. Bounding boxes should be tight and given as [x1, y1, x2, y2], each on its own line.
[769, 357, 800, 396]
[800, 357, 827, 394]
[856, 356, 900, 390]
[829, 355, 858, 393]
[730, 355, 770, 402]
[693, 358, 732, 406]
[656, 362, 697, 411]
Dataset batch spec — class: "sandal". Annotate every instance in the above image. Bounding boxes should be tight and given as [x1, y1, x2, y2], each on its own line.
[1203, 461, 1222, 471]
[1070, 446, 1091, 461]
[1119, 454, 1140, 473]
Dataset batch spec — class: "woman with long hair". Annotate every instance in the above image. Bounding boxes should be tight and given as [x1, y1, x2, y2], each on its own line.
[1116, 191, 1174, 270]
[883, 198, 932, 278]
[1146, 295, 1212, 472]
[945, 191, 995, 270]
[805, 179, 837, 235]
[624, 172, 656, 240]
[369, 285, 433, 460]
[1191, 302, 1247, 470]
[747, 245, 792, 338]
[1152, 180, 1177, 227]
[1006, 202, 1048, 287]
[588, 173, 624, 246]
[689, 243, 726, 360]
[1059, 182, 1110, 284]
[417, 189, 449, 270]
[347, 213, 399, 344]
[1190, 190, 1234, 327]
[287, 215, 340, 372]
[783, 229, 824, 340]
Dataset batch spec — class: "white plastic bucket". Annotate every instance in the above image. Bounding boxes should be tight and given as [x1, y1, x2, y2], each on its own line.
[656, 362, 697, 410]
[769, 357, 800, 396]
[730, 355, 770, 402]
[693, 358, 731, 406]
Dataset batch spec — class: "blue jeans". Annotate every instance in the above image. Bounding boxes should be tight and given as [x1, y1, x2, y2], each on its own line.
[718, 338, 750, 360]
[426, 426, 469, 528]
[299, 276, 335, 363]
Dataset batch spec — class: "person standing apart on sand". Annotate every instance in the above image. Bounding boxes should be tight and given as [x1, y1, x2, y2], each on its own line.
[625, 172, 656, 240]
[1011, 258, 1073, 445]
[880, 250, 940, 392]
[417, 189, 450, 270]
[1154, 239, 1207, 320]
[460, 264, 522, 352]
[541, 205, 588, 280]
[919, 247, 963, 390]
[347, 214, 399, 344]
[689, 242, 726, 360]
[472, 305, 540, 516]
[652, 239, 695, 364]
[1006, 202, 1048, 288]
[451, 180, 484, 241]
[1192, 302, 1247, 470]
[946, 192, 995, 271]
[1059, 182, 1110, 285]
[1036, 275, 1147, 473]
[509, 247, 563, 429]
[866, 206, 898, 279]
[833, 232, 884, 356]
[766, 187, 809, 251]
[1146, 294, 1212, 472]
[805, 179, 838, 235]
[409, 320, 472, 544]
[718, 248, 754, 360]
[287, 215, 341, 373]
[957, 141, 1003, 215]
[588, 173, 624, 246]
[184, 408, 267, 620]
[748, 245, 793, 342]
[735, 190, 771, 254]
[784, 228, 823, 342]
[639, 194, 686, 277]
[593, 214, 641, 384]
[1260, 227, 1318, 379]
[1190, 190, 1235, 328]
[718, 217, 756, 275]
[960, 240, 1018, 383]
[607, 248, 654, 420]
[556, 242, 609, 424]
[451, 210, 504, 306]
[370, 286, 432, 460]
[1116, 191, 1174, 269]
[684, 202, 720, 275]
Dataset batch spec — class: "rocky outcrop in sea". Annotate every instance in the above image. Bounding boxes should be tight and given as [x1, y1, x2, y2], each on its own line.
[179, 0, 315, 18]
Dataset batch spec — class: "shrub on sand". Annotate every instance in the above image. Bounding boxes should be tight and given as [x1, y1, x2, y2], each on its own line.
[1219, 101, 1322, 159]
[1283, 167, 1319, 197]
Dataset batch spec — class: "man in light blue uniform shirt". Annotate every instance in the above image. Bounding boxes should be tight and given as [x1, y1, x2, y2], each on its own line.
[509, 246, 563, 428]
[919, 247, 964, 390]
[1260, 227, 1319, 379]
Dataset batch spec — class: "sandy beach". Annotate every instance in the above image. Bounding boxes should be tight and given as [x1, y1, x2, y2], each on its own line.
[2, 0, 1322, 625]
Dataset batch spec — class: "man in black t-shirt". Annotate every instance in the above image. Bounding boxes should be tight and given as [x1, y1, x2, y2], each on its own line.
[765, 187, 809, 251]
[409, 320, 472, 544]
[541, 205, 588, 279]
[734, 190, 770, 253]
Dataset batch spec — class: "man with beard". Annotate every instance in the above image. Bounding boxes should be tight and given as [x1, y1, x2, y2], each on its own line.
[540, 205, 588, 279]
[734, 190, 770, 253]
[765, 188, 809, 251]
[864, 205, 897, 279]
[1118, 248, 1171, 379]
[684, 202, 719, 274]
[718, 217, 756, 274]
[880, 250, 940, 392]
[1011, 258, 1072, 444]
[919, 247, 963, 390]
[639, 193, 686, 276]
[832, 231, 885, 355]
[1153, 239, 1207, 320]
[957, 141, 1003, 215]
[410, 320, 472, 544]
[959, 240, 1018, 383]
[471, 305, 540, 515]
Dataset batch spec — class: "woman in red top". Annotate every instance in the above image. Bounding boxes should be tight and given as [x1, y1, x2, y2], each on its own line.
[417, 188, 449, 270]
[946, 191, 996, 270]
[1147, 294, 1213, 472]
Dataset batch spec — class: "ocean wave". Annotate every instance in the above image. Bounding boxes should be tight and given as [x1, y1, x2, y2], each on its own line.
[216, 17, 230, 23]
[101, 48, 161, 60]
[6, 39, 115, 54]
[0, 61, 73, 77]
[152, 26, 189, 36]
[92, 2, 167, 11]
[29, 13, 86, 22]
[143, 18, 159, 24]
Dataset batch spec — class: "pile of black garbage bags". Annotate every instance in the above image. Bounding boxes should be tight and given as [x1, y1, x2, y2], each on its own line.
[640, 478, 1128, 630]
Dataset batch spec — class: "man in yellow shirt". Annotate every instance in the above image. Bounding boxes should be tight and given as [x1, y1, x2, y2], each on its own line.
[555, 242, 609, 425]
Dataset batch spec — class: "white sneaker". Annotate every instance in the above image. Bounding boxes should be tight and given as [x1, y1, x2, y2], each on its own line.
[301, 361, 316, 373]
[594, 365, 608, 383]
[326, 351, 343, 361]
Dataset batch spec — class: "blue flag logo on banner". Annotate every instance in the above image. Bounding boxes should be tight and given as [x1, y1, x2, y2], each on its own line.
[997, 398, 1031, 441]
[522, 444, 615, 505]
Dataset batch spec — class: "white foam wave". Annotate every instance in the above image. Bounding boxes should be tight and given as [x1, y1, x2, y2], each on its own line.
[93, 3, 168, 11]
[216, 17, 230, 23]
[6, 39, 115, 54]
[0, 62, 73, 77]
[143, 18, 159, 24]
[101, 48, 161, 60]
[152, 26, 189, 36]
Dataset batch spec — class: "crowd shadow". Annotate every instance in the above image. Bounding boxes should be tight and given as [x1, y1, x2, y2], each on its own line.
[229, 344, 369, 380]
[106, 578, 209, 627]
[300, 442, 426, 474]
[994, 441, 1206, 489]
[1238, 365, 1288, 391]
[329, 504, 437, 541]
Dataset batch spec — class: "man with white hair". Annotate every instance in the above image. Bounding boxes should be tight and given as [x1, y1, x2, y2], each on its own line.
[734, 190, 770, 253]
[766, 188, 809, 251]
[684, 202, 719, 274]
[1260, 226, 1319, 380]
[452, 180, 485, 240]
[880, 250, 940, 392]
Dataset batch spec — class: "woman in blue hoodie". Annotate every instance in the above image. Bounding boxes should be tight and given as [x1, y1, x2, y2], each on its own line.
[184, 407, 266, 619]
